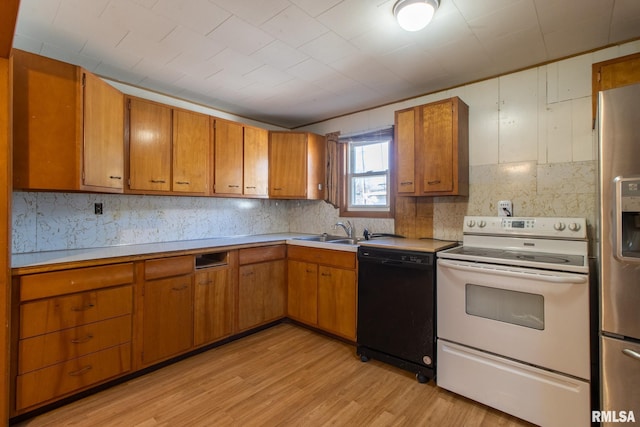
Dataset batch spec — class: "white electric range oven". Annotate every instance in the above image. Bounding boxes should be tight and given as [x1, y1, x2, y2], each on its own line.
[436, 216, 591, 427]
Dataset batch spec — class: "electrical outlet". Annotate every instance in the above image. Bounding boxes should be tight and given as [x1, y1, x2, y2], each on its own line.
[498, 200, 512, 217]
[94, 202, 103, 215]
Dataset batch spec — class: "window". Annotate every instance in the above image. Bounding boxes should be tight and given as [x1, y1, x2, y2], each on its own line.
[339, 127, 393, 217]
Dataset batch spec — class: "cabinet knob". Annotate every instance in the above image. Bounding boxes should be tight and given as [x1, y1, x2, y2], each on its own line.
[568, 223, 581, 232]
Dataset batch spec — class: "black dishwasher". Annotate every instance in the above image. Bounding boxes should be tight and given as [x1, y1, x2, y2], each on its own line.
[356, 246, 436, 383]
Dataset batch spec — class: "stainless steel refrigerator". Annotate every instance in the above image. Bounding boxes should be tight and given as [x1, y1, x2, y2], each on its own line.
[599, 83, 640, 424]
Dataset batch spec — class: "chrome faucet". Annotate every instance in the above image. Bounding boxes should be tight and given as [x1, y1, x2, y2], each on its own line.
[334, 220, 355, 239]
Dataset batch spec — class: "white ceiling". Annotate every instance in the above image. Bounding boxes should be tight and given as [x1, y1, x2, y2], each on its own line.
[13, 0, 640, 128]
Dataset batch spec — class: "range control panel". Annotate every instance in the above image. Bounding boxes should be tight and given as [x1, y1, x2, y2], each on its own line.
[463, 216, 587, 239]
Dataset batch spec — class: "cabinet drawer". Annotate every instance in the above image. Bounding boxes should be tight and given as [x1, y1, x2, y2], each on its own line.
[287, 245, 356, 269]
[20, 285, 133, 339]
[19, 263, 134, 302]
[239, 245, 286, 265]
[16, 343, 131, 411]
[18, 315, 132, 374]
[145, 255, 194, 280]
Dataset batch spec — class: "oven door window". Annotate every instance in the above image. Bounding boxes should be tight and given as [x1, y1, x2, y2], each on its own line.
[465, 284, 544, 330]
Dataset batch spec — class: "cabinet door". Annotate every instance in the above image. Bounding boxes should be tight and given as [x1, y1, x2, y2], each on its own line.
[214, 119, 244, 195]
[317, 266, 357, 340]
[83, 71, 124, 192]
[287, 260, 318, 325]
[194, 268, 233, 346]
[238, 260, 286, 331]
[395, 108, 417, 195]
[421, 101, 454, 193]
[12, 49, 82, 191]
[128, 98, 172, 192]
[142, 275, 193, 365]
[172, 109, 210, 194]
[269, 132, 307, 198]
[243, 126, 269, 196]
[592, 52, 640, 124]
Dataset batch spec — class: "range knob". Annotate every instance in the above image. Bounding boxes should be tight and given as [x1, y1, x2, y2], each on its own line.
[568, 222, 581, 232]
[478, 220, 487, 228]
[467, 220, 476, 228]
[553, 222, 566, 231]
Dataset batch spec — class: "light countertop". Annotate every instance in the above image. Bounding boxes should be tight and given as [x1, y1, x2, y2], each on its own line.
[358, 238, 458, 253]
[12, 234, 457, 271]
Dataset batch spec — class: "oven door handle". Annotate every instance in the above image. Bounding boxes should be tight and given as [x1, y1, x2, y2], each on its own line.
[437, 260, 588, 284]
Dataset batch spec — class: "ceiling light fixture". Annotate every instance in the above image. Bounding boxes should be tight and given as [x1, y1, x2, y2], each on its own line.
[393, 0, 439, 32]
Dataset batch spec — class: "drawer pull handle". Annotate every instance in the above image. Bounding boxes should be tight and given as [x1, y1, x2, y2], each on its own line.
[228, 185, 240, 188]
[321, 272, 331, 277]
[273, 187, 283, 191]
[109, 176, 122, 180]
[175, 181, 190, 185]
[68, 365, 93, 376]
[198, 280, 214, 286]
[71, 334, 94, 344]
[305, 269, 314, 273]
[172, 285, 188, 291]
[245, 186, 256, 189]
[427, 180, 441, 185]
[150, 179, 166, 183]
[400, 181, 413, 185]
[242, 271, 255, 277]
[71, 303, 95, 312]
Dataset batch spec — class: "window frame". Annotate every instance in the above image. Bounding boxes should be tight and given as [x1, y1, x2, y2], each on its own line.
[338, 129, 394, 219]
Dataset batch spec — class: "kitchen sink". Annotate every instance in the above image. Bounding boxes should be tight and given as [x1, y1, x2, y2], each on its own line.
[293, 234, 360, 245]
[294, 234, 346, 242]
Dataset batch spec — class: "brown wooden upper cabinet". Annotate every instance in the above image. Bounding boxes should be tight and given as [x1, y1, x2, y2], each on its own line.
[13, 50, 124, 193]
[243, 125, 269, 197]
[395, 97, 469, 197]
[214, 120, 269, 197]
[592, 52, 640, 127]
[268, 131, 325, 199]
[127, 97, 210, 195]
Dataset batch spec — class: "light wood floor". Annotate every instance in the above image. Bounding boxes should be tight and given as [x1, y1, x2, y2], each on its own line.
[15, 323, 535, 427]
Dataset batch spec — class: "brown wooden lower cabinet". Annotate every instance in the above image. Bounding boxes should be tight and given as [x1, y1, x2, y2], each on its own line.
[16, 343, 131, 411]
[14, 264, 135, 413]
[141, 257, 194, 366]
[11, 244, 358, 416]
[287, 246, 357, 341]
[238, 245, 286, 331]
[287, 260, 318, 325]
[317, 266, 357, 339]
[194, 260, 235, 346]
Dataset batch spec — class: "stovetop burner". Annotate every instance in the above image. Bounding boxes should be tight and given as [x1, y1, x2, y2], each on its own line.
[443, 246, 584, 267]
[437, 216, 589, 273]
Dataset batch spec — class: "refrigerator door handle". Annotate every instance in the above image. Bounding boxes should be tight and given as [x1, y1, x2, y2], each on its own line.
[622, 348, 640, 362]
